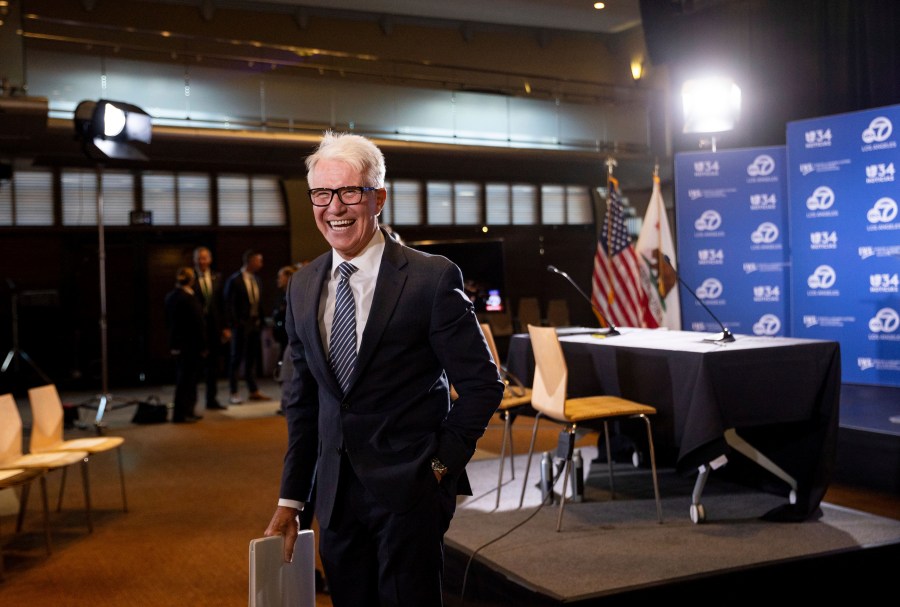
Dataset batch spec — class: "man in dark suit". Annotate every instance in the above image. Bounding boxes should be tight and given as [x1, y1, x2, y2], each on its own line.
[164, 267, 206, 423]
[224, 248, 269, 404]
[264, 131, 503, 606]
[193, 246, 230, 410]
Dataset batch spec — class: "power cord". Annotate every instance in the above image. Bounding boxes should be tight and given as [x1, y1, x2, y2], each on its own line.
[458, 460, 567, 606]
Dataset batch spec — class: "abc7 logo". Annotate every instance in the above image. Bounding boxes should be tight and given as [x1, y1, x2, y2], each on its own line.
[750, 222, 779, 244]
[695, 278, 723, 300]
[868, 308, 899, 333]
[753, 314, 781, 336]
[694, 210, 721, 231]
[746, 155, 775, 177]
[806, 186, 835, 211]
[861, 116, 893, 144]
[807, 265, 836, 289]
[866, 197, 898, 223]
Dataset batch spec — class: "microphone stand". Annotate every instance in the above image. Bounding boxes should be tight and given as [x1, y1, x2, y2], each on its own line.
[664, 256, 734, 343]
[546, 265, 620, 336]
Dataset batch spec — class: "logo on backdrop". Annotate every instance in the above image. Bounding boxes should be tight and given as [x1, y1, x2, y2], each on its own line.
[810, 231, 837, 250]
[752, 314, 781, 336]
[743, 261, 787, 274]
[861, 116, 897, 151]
[804, 128, 832, 149]
[694, 210, 723, 234]
[749, 193, 777, 210]
[750, 222, 781, 248]
[859, 244, 900, 259]
[870, 273, 900, 293]
[865, 197, 899, 231]
[865, 162, 895, 183]
[747, 155, 776, 177]
[803, 315, 856, 328]
[695, 278, 724, 303]
[868, 308, 900, 336]
[746, 155, 778, 183]
[857, 357, 900, 372]
[806, 186, 838, 218]
[807, 264, 839, 296]
[693, 160, 719, 177]
[799, 159, 851, 175]
[752, 285, 780, 302]
[697, 249, 724, 265]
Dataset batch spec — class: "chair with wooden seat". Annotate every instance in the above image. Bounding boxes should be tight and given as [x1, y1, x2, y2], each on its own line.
[515, 297, 542, 333]
[480, 323, 532, 508]
[0, 393, 93, 531]
[0, 467, 52, 578]
[517, 325, 662, 531]
[27, 384, 128, 514]
[545, 298, 571, 327]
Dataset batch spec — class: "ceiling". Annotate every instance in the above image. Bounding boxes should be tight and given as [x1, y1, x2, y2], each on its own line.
[172, 0, 644, 34]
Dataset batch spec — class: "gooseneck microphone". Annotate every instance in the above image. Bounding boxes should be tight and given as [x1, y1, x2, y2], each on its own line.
[663, 255, 735, 343]
[546, 265, 620, 336]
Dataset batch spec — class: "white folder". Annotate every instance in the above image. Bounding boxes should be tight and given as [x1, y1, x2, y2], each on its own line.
[249, 530, 316, 607]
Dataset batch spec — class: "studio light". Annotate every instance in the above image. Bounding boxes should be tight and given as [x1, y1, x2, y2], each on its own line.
[681, 76, 741, 134]
[74, 99, 152, 161]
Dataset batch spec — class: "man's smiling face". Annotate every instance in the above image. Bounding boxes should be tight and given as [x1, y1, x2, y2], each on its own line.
[310, 158, 385, 260]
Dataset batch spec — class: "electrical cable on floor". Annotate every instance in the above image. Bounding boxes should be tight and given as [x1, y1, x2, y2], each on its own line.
[458, 462, 567, 606]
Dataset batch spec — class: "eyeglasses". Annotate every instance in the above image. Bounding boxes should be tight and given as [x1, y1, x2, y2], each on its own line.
[307, 186, 377, 207]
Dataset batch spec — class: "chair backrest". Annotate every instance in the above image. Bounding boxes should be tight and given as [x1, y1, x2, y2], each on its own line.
[526, 325, 568, 419]
[27, 385, 65, 454]
[480, 323, 502, 371]
[516, 297, 542, 332]
[487, 308, 514, 337]
[0, 393, 25, 464]
[546, 299, 571, 327]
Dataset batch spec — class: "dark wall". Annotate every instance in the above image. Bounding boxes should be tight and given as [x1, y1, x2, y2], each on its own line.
[641, 0, 900, 151]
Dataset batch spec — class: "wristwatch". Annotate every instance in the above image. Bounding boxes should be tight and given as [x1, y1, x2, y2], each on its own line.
[430, 457, 449, 479]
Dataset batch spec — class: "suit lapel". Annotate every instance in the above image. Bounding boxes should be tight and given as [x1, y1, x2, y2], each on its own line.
[352, 236, 407, 388]
[302, 255, 343, 395]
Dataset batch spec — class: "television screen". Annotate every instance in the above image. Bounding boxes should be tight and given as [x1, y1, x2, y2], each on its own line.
[408, 239, 506, 314]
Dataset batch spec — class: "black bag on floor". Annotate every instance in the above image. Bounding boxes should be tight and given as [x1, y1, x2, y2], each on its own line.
[132, 396, 170, 424]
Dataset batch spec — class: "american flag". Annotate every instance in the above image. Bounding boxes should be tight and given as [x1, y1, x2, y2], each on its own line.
[591, 176, 648, 328]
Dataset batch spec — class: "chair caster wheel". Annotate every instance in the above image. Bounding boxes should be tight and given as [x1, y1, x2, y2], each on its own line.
[690, 503, 705, 524]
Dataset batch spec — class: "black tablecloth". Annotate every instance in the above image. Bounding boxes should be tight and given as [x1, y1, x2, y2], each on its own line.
[506, 328, 841, 521]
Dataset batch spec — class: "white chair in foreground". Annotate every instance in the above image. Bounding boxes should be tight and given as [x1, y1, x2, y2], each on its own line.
[480, 323, 532, 509]
[0, 393, 93, 531]
[27, 384, 128, 514]
[0, 468, 52, 578]
[518, 325, 663, 531]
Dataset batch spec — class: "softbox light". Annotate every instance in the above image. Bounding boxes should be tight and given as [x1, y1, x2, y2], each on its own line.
[74, 99, 152, 161]
[681, 77, 741, 134]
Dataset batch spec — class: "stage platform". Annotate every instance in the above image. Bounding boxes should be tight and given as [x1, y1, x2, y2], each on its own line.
[442, 448, 900, 606]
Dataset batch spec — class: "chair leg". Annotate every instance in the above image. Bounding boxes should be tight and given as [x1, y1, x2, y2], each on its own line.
[507, 413, 516, 481]
[57, 466, 68, 512]
[15, 481, 30, 534]
[80, 459, 93, 533]
[495, 411, 512, 509]
[556, 457, 573, 532]
[117, 446, 128, 512]
[39, 475, 52, 554]
[603, 421, 616, 499]
[640, 414, 663, 523]
[517, 412, 543, 509]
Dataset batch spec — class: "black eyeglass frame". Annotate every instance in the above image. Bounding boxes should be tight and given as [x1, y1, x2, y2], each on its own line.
[307, 186, 378, 207]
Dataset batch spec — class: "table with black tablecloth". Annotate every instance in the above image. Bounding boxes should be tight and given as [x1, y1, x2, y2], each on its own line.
[506, 327, 841, 522]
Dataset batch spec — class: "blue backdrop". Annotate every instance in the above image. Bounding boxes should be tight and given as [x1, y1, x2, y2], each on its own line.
[786, 105, 900, 387]
[674, 146, 791, 338]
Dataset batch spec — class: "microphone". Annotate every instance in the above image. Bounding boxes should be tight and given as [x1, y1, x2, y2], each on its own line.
[546, 265, 620, 336]
[663, 255, 735, 343]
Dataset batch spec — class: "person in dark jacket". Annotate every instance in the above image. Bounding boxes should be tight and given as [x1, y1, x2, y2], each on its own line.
[164, 266, 207, 423]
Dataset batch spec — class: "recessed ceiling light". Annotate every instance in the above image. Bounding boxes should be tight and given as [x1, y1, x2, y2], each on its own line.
[593, 2, 606, 9]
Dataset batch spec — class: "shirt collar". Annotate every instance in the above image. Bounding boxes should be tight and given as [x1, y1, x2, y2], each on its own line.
[331, 228, 385, 279]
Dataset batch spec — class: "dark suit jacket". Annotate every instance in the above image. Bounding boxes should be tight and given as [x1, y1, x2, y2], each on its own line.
[193, 270, 226, 338]
[280, 230, 503, 528]
[164, 287, 206, 354]
[224, 269, 262, 328]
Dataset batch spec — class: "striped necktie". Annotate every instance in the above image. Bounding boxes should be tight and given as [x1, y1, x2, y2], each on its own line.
[330, 262, 359, 394]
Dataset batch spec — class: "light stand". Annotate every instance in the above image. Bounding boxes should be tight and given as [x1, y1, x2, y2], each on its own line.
[1, 280, 51, 385]
[73, 99, 152, 430]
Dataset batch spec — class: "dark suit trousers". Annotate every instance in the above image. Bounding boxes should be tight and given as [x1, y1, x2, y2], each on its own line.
[172, 352, 201, 420]
[229, 320, 260, 394]
[319, 455, 456, 607]
[200, 321, 223, 405]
